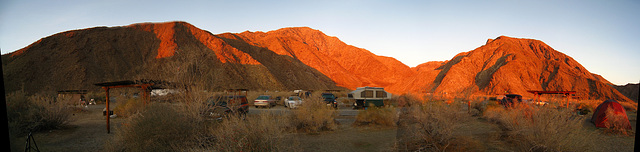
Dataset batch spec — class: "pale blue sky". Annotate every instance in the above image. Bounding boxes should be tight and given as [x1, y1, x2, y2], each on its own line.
[1, 0, 638, 85]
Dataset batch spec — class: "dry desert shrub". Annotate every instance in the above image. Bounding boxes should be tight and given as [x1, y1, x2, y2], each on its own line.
[195, 113, 298, 152]
[602, 107, 633, 135]
[172, 88, 219, 120]
[353, 106, 397, 128]
[483, 103, 595, 152]
[106, 93, 297, 151]
[105, 103, 204, 152]
[112, 97, 145, 118]
[396, 98, 476, 151]
[289, 96, 338, 133]
[6, 91, 72, 137]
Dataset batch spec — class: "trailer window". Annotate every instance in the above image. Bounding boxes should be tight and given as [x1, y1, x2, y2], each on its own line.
[376, 91, 387, 98]
[363, 90, 374, 98]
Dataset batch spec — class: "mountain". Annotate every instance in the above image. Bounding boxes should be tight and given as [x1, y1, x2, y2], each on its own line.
[227, 27, 415, 90]
[1, 21, 633, 103]
[391, 36, 632, 103]
[614, 83, 639, 102]
[2, 21, 411, 94]
[2, 22, 337, 93]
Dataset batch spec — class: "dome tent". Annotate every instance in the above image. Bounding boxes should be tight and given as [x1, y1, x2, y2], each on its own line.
[590, 99, 632, 130]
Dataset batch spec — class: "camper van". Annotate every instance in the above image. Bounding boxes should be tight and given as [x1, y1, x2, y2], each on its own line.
[348, 87, 391, 109]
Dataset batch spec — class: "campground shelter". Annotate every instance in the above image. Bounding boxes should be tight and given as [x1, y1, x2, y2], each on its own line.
[94, 79, 184, 133]
[527, 90, 576, 107]
[56, 90, 88, 105]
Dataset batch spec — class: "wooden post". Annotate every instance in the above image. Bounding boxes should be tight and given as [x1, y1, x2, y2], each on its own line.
[468, 100, 471, 113]
[140, 85, 150, 105]
[565, 93, 569, 108]
[104, 87, 110, 134]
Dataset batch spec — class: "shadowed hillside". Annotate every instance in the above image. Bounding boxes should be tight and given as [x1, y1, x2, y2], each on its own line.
[2, 22, 339, 94]
[614, 83, 639, 102]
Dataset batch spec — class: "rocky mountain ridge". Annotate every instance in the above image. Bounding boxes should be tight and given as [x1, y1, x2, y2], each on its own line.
[1, 21, 633, 103]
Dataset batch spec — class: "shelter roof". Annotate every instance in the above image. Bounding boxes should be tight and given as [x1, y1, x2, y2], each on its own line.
[527, 90, 576, 94]
[57, 90, 88, 94]
[94, 79, 184, 89]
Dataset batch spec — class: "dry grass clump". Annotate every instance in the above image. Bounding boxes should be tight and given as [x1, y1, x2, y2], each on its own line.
[396, 96, 476, 151]
[353, 106, 397, 128]
[602, 108, 633, 135]
[196, 113, 298, 152]
[112, 98, 145, 117]
[6, 91, 72, 137]
[483, 103, 595, 151]
[106, 91, 297, 151]
[105, 103, 203, 151]
[289, 97, 338, 133]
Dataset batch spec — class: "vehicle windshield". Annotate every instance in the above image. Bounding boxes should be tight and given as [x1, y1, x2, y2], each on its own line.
[256, 95, 270, 100]
[288, 96, 299, 100]
[322, 94, 335, 99]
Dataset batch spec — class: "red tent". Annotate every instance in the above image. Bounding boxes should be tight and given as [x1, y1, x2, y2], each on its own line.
[591, 99, 632, 130]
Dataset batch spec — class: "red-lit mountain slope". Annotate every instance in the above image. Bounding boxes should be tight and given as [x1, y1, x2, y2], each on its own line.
[391, 36, 631, 102]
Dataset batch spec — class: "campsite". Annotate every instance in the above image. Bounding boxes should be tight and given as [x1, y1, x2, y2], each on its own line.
[3, 2, 640, 151]
[7, 89, 637, 151]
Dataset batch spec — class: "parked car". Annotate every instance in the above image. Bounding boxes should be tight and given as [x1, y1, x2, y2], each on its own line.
[500, 94, 522, 108]
[206, 95, 249, 119]
[254, 95, 276, 108]
[285, 96, 303, 108]
[321, 93, 338, 108]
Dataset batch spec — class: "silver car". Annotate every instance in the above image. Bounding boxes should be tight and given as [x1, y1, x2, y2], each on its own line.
[254, 95, 276, 108]
[284, 96, 303, 109]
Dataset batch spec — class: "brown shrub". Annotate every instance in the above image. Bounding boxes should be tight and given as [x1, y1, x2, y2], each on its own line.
[289, 97, 338, 133]
[6, 91, 72, 137]
[353, 106, 397, 128]
[603, 107, 633, 135]
[198, 113, 298, 152]
[396, 99, 476, 151]
[105, 103, 203, 151]
[112, 98, 145, 118]
[483, 103, 595, 151]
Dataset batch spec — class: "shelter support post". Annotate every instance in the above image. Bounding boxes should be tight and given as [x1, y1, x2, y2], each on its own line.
[565, 93, 570, 108]
[139, 84, 151, 105]
[104, 87, 111, 134]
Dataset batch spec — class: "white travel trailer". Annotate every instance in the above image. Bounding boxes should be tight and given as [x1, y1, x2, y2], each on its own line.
[348, 87, 391, 109]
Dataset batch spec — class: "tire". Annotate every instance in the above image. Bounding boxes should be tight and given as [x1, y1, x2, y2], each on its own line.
[255, 106, 258, 108]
